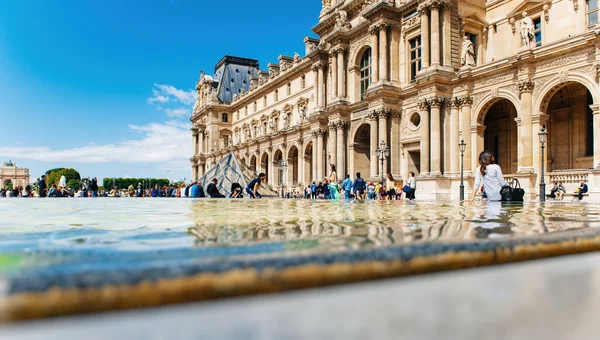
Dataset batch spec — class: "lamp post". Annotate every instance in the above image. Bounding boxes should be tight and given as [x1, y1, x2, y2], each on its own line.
[459, 139, 466, 201]
[539, 125, 548, 202]
[375, 140, 390, 184]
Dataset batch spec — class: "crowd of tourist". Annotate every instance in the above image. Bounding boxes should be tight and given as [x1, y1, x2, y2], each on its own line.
[301, 169, 416, 201]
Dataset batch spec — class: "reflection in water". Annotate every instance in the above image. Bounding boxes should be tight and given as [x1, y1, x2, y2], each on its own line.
[186, 199, 600, 252]
[1, 199, 599, 277]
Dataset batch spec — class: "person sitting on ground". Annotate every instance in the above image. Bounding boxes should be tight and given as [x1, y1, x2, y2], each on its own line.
[470, 151, 508, 202]
[230, 182, 243, 198]
[556, 181, 566, 200]
[206, 178, 225, 198]
[576, 180, 588, 201]
[395, 182, 403, 200]
[48, 184, 58, 197]
[246, 173, 266, 199]
[190, 181, 205, 198]
[550, 181, 559, 200]
[108, 188, 118, 197]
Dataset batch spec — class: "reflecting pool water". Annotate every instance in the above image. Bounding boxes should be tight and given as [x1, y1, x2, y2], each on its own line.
[1, 198, 599, 295]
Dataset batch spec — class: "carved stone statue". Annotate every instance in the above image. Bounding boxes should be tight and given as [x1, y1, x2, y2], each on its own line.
[300, 106, 307, 121]
[212, 140, 217, 151]
[268, 116, 275, 132]
[207, 87, 218, 101]
[335, 9, 351, 30]
[461, 36, 476, 67]
[2, 160, 14, 167]
[320, 0, 332, 15]
[293, 52, 301, 63]
[282, 111, 288, 128]
[255, 125, 260, 137]
[228, 136, 233, 147]
[520, 13, 535, 49]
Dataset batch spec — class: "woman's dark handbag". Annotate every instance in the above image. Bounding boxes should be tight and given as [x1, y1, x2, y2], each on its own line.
[402, 185, 412, 193]
[500, 179, 525, 202]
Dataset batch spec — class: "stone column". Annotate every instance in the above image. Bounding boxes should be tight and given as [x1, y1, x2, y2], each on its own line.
[337, 48, 346, 98]
[331, 51, 338, 98]
[591, 104, 600, 169]
[391, 25, 400, 83]
[518, 79, 534, 171]
[419, 5, 430, 69]
[429, 97, 443, 175]
[370, 25, 379, 83]
[312, 131, 318, 182]
[312, 63, 320, 108]
[472, 125, 486, 172]
[316, 129, 324, 180]
[419, 99, 430, 175]
[199, 130, 205, 154]
[449, 97, 461, 175]
[391, 111, 401, 176]
[192, 164, 198, 182]
[318, 63, 326, 108]
[336, 122, 347, 179]
[460, 96, 473, 173]
[430, 3, 441, 67]
[191, 128, 198, 155]
[369, 116, 378, 178]
[329, 123, 337, 172]
[379, 23, 389, 82]
[442, 2, 452, 68]
[378, 110, 389, 176]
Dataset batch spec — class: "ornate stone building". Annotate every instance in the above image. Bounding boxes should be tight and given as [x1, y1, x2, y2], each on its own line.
[191, 0, 600, 200]
[0, 161, 30, 189]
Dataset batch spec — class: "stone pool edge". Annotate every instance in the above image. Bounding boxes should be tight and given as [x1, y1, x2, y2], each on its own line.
[2, 229, 600, 323]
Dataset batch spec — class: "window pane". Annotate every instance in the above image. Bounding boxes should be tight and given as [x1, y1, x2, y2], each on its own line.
[534, 19, 541, 30]
[590, 0, 598, 10]
[590, 11, 599, 25]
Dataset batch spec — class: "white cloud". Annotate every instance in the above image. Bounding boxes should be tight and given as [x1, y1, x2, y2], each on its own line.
[148, 83, 196, 106]
[165, 107, 190, 118]
[0, 121, 192, 165]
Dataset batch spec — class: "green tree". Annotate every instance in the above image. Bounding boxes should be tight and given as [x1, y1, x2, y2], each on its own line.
[45, 168, 81, 187]
[67, 179, 81, 189]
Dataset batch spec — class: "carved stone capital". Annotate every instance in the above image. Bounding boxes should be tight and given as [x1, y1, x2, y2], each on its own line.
[417, 98, 430, 110]
[368, 25, 379, 35]
[518, 79, 535, 93]
[428, 97, 446, 108]
[311, 61, 325, 72]
[460, 95, 473, 107]
[418, 2, 431, 14]
[338, 121, 349, 129]
[450, 97, 463, 108]
[328, 121, 338, 130]
[377, 22, 391, 32]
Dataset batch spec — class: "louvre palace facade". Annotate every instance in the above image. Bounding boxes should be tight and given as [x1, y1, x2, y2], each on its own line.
[191, 0, 600, 200]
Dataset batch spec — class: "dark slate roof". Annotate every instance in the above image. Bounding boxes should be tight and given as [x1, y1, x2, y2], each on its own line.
[213, 56, 259, 103]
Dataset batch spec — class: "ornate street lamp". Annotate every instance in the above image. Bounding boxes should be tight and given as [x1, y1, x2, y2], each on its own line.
[376, 140, 390, 184]
[539, 125, 548, 202]
[459, 139, 467, 201]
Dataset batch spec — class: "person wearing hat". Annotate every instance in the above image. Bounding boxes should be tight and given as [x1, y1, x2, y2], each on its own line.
[38, 175, 48, 198]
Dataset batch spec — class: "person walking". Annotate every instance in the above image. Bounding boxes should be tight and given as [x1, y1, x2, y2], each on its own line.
[353, 172, 366, 200]
[38, 175, 48, 198]
[310, 182, 317, 200]
[327, 164, 341, 200]
[470, 151, 508, 202]
[405, 172, 417, 200]
[246, 173, 266, 199]
[341, 174, 353, 199]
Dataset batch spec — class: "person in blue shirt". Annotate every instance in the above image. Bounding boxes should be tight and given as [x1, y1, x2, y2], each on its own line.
[352, 172, 366, 200]
[323, 178, 330, 199]
[341, 174, 353, 199]
[577, 181, 588, 201]
[310, 182, 317, 199]
[246, 173, 266, 199]
[190, 181, 205, 198]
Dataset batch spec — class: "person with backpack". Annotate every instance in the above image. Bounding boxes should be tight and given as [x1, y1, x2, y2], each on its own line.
[310, 182, 317, 200]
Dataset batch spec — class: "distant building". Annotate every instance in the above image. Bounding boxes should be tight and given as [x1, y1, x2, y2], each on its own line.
[0, 161, 30, 189]
[191, 0, 600, 200]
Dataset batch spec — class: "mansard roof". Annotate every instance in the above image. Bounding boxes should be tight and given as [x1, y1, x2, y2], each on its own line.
[213, 56, 260, 103]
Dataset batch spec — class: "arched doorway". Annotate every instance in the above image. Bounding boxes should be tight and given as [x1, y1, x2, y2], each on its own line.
[273, 149, 283, 187]
[353, 123, 371, 178]
[250, 155, 257, 172]
[542, 82, 594, 171]
[288, 146, 299, 185]
[304, 142, 313, 183]
[482, 99, 518, 174]
[260, 153, 269, 181]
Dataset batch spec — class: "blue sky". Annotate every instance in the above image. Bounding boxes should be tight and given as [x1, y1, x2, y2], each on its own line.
[0, 0, 320, 183]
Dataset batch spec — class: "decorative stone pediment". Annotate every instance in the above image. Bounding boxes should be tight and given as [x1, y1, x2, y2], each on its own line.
[507, 0, 551, 32]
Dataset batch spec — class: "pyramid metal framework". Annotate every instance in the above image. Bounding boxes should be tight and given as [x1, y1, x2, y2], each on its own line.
[198, 152, 278, 197]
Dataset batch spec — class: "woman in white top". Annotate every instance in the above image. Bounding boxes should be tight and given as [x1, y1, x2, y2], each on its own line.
[471, 151, 508, 202]
[328, 164, 340, 200]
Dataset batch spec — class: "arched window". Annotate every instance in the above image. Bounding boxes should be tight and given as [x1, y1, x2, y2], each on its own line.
[360, 48, 372, 100]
